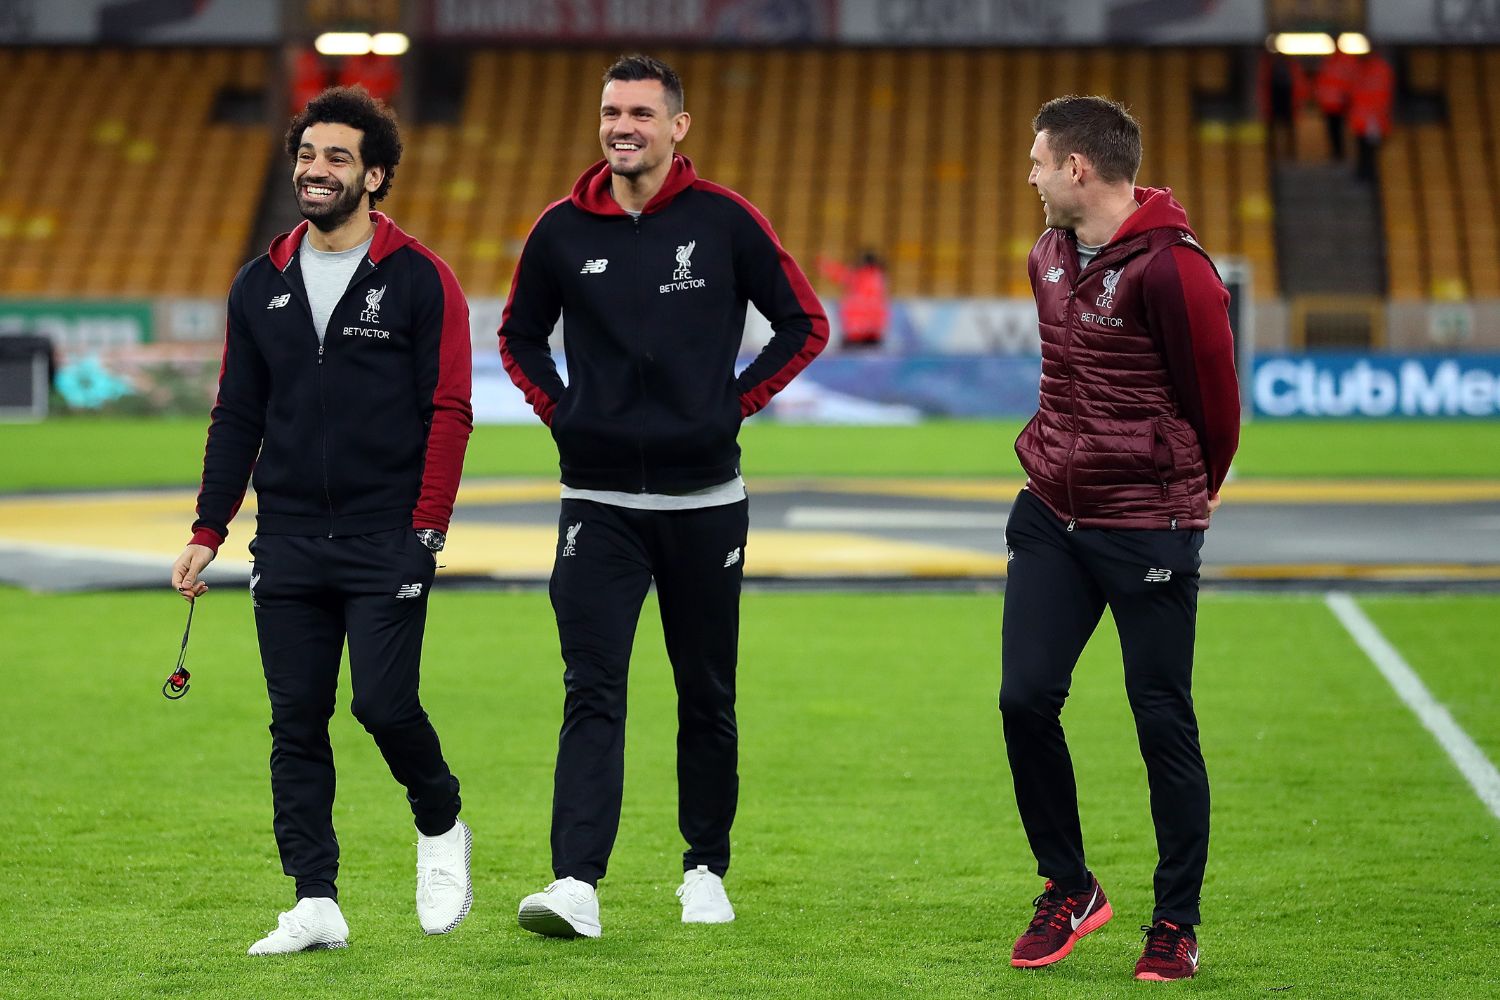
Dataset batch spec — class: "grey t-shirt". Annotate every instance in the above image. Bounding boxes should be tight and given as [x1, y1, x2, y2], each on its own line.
[300, 232, 373, 344]
[1076, 240, 1106, 269]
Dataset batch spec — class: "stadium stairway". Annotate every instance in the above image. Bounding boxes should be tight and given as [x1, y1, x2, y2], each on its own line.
[1273, 162, 1385, 296]
[248, 143, 306, 262]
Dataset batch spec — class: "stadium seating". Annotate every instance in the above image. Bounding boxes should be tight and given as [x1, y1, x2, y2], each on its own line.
[0, 46, 1275, 302]
[382, 47, 1277, 301]
[1382, 47, 1500, 301]
[0, 47, 271, 299]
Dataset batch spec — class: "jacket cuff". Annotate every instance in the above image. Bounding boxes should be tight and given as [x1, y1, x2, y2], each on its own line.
[189, 527, 225, 553]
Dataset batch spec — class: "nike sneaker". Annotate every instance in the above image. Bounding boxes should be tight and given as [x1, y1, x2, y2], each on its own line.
[1010, 874, 1113, 968]
[1134, 920, 1199, 981]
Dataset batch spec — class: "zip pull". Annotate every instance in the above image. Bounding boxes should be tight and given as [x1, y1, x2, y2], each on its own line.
[1066, 518, 1077, 532]
[317, 343, 324, 364]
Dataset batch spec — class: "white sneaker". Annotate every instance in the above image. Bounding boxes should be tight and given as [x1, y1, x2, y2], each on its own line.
[416, 818, 473, 935]
[677, 865, 735, 924]
[517, 877, 601, 939]
[247, 897, 350, 955]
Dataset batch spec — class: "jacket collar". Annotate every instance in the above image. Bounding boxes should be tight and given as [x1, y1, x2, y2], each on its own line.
[267, 211, 413, 270]
[569, 154, 698, 217]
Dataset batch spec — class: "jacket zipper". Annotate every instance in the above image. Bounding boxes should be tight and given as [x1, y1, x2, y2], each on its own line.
[304, 253, 379, 537]
[632, 215, 649, 492]
[1062, 283, 1080, 529]
[317, 340, 334, 536]
[1060, 239, 1151, 531]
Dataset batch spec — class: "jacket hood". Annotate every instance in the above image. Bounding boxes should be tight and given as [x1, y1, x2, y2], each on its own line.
[268, 211, 415, 270]
[1109, 186, 1197, 244]
[570, 154, 699, 216]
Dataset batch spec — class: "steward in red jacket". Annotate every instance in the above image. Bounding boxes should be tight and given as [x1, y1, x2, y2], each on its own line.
[1001, 95, 1239, 986]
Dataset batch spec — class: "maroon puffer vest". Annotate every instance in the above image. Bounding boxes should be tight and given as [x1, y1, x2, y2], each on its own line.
[1016, 223, 1213, 530]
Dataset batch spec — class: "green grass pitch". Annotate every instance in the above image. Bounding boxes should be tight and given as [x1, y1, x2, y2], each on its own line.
[2, 416, 1499, 491]
[1, 588, 1496, 998]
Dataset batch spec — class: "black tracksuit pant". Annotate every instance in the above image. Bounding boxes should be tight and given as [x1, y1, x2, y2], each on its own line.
[999, 489, 1209, 926]
[250, 529, 462, 901]
[547, 497, 748, 886]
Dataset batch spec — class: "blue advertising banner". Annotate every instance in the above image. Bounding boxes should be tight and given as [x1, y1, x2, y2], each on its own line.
[472, 350, 1046, 424]
[1252, 354, 1500, 418]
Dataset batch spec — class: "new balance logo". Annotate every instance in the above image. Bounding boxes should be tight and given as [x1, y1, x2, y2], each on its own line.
[562, 521, 582, 557]
[249, 571, 261, 608]
[267, 294, 290, 309]
[396, 583, 424, 599]
[1043, 266, 1064, 283]
[1144, 568, 1172, 583]
[723, 547, 741, 568]
[580, 259, 609, 274]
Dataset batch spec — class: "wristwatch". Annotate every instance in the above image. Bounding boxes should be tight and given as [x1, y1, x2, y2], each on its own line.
[414, 529, 446, 553]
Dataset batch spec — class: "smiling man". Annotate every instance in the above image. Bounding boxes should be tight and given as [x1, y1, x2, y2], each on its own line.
[500, 54, 827, 939]
[1000, 95, 1239, 983]
[171, 86, 475, 954]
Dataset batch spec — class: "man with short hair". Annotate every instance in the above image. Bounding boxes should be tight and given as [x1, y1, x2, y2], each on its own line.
[171, 86, 475, 954]
[500, 54, 827, 939]
[1001, 95, 1239, 982]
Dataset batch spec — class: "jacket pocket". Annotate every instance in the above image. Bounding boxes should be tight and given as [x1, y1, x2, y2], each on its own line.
[1150, 418, 1176, 483]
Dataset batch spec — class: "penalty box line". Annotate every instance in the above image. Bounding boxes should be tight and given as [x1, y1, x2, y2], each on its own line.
[1325, 592, 1500, 822]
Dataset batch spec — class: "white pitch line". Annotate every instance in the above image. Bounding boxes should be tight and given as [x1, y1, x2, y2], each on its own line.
[785, 507, 1009, 530]
[1326, 592, 1500, 821]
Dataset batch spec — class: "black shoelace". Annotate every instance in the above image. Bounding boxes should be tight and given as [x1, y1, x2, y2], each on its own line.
[1140, 921, 1193, 959]
[1025, 886, 1076, 935]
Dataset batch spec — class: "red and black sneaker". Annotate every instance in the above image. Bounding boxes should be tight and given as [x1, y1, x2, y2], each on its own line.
[1134, 920, 1200, 981]
[1009, 875, 1113, 968]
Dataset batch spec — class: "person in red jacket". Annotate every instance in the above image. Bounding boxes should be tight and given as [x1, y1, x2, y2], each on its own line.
[338, 52, 401, 106]
[288, 46, 333, 116]
[1315, 47, 1359, 161]
[1349, 50, 1395, 182]
[1003, 95, 1239, 983]
[819, 250, 889, 348]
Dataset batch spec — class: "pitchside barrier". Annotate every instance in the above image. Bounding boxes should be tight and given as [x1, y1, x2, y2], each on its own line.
[7, 282, 1498, 420]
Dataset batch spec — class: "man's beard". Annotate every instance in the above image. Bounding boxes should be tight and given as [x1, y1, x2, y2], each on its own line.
[610, 155, 649, 179]
[296, 180, 366, 232]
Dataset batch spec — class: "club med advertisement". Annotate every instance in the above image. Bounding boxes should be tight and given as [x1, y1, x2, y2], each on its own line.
[1252, 354, 1500, 419]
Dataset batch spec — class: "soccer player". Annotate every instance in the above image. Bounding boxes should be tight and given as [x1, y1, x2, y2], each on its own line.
[1000, 96, 1239, 982]
[171, 86, 475, 954]
[499, 54, 827, 938]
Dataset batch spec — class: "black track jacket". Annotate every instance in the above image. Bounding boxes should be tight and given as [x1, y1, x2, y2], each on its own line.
[189, 212, 472, 551]
[499, 155, 828, 492]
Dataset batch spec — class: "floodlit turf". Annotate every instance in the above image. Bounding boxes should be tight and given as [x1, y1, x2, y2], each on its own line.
[1355, 595, 1500, 765]
[1, 588, 1496, 998]
[2, 417, 1499, 491]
